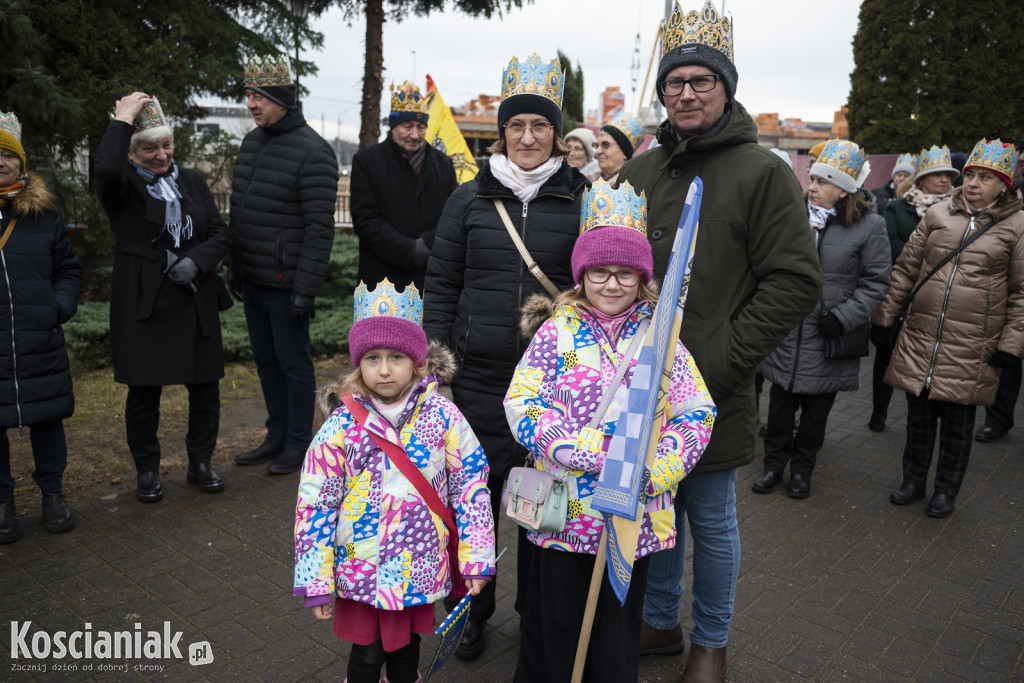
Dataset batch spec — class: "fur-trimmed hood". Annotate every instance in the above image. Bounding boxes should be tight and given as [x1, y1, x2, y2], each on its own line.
[519, 293, 556, 340]
[318, 340, 458, 416]
[9, 172, 55, 218]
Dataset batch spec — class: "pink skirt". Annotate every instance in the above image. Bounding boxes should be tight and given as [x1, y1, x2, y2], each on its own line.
[332, 598, 436, 652]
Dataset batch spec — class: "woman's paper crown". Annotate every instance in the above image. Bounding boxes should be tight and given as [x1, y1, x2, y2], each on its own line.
[353, 278, 423, 326]
[500, 53, 564, 108]
[965, 139, 1018, 181]
[817, 139, 866, 181]
[244, 54, 294, 88]
[580, 180, 648, 236]
[664, 0, 734, 63]
[917, 145, 955, 176]
[0, 112, 22, 142]
[605, 112, 645, 153]
[133, 97, 168, 133]
[895, 153, 917, 170]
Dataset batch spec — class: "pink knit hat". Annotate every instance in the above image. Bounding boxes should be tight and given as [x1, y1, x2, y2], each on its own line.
[348, 280, 428, 366]
[571, 180, 653, 284]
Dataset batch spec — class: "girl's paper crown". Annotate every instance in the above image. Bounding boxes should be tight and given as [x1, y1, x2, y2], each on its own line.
[350, 279, 427, 366]
[354, 278, 423, 326]
[573, 180, 653, 285]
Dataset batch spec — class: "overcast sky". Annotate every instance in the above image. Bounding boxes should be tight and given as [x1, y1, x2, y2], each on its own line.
[252, 0, 863, 142]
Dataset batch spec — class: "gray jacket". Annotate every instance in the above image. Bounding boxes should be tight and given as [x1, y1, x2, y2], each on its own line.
[760, 203, 891, 394]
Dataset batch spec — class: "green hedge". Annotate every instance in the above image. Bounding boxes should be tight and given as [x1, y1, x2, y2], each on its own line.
[65, 232, 360, 370]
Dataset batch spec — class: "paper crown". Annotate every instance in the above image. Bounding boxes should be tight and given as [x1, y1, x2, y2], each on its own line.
[664, 0, 734, 63]
[501, 53, 564, 108]
[244, 54, 294, 88]
[354, 278, 423, 326]
[965, 139, 1018, 183]
[917, 145, 957, 178]
[0, 112, 22, 143]
[580, 180, 648, 236]
[895, 153, 917, 170]
[604, 112, 645, 153]
[390, 81, 429, 116]
[817, 139, 865, 180]
[133, 97, 168, 134]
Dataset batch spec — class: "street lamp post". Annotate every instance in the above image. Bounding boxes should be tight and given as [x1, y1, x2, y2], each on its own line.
[290, 0, 311, 104]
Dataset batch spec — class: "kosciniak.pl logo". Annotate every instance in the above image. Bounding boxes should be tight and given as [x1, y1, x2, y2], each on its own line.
[10, 621, 213, 666]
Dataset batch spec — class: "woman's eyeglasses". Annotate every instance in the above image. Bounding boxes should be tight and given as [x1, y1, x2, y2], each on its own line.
[504, 121, 553, 139]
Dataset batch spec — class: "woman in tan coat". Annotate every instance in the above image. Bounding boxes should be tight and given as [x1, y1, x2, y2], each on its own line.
[873, 139, 1024, 518]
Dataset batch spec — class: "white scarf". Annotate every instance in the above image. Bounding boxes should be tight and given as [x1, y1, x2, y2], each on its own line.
[488, 154, 563, 203]
[807, 201, 836, 246]
[904, 184, 954, 217]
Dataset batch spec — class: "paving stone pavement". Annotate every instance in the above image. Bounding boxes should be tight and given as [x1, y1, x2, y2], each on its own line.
[1, 353, 1022, 681]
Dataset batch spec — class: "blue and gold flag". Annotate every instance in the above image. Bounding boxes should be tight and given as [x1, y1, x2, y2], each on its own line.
[425, 74, 478, 185]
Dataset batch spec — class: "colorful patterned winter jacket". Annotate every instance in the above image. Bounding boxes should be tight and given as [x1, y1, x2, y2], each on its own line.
[294, 367, 495, 609]
[504, 301, 716, 557]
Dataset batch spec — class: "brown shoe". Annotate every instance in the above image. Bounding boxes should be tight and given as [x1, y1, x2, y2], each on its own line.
[640, 622, 685, 656]
[680, 644, 727, 683]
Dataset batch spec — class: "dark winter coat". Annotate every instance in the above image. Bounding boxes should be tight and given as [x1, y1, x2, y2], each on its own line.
[883, 197, 922, 264]
[872, 189, 1024, 406]
[351, 136, 457, 290]
[423, 158, 587, 475]
[760, 197, 891, 394]
[618, 101, 823, 473]
[0, 173, 82, 427]
[871, 180, 896, 217]
[96, 121, 231, 386]
[229, 110, 339, 297]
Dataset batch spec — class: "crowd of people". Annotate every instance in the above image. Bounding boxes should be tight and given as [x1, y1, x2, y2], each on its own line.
[0, 0, 1021, 681]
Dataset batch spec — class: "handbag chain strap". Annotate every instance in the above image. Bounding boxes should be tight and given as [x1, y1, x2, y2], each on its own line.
[493, 198, 561, 298]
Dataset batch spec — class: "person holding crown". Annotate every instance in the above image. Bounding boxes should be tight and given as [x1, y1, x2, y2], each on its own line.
[616, 2, 823, 678]
[294, 279, 495, 683]
[873, 139, 1024, 519]
[505, 180, 715, 682]
[594, 111, 646, 185]
[351, 80, 457, 291]
[423, 51, 589, 659]
[230, 54, 339, 476]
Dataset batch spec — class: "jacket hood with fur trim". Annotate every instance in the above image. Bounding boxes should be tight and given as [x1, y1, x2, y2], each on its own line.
[10, 172, 55, 218]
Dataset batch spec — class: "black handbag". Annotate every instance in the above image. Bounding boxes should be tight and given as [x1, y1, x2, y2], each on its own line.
[824, 321, 870, 359]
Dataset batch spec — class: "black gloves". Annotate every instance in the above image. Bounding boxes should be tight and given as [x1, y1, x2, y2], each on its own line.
[290, 293, 316, 321]
[166, 256, 199, 286]
[412, 238, 430, 269]
[226, 268, 244, 302]
[869, 323, 891, 347]
[818, 312, 843, 339]
[987, 350, 1019, 368]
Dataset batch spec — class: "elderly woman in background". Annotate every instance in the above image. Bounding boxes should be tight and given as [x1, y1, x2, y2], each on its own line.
[754, 140, 890, 499]
[96, 92, 231, 504]
[868, 145, 959, 432]
[424, 52, 588, 661]
[873, 140, 1024, 519]
[593, 111, 645, 185]
[565, 127, 599, 180]
[0, 112, 82, 543]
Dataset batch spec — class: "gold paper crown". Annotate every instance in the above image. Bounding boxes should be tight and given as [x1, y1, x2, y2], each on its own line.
[244, 54, 294, 88]
[389, 81, 429, 116]
[580, 180, 648, 236]
[965, 139, 1018, 181]
[664, 0, 734, 62]
[133, 97, 168, 133]
[500, 53, 564, 108]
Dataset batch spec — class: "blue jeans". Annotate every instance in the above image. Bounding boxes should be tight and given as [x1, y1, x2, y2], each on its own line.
[643, 468, 740, 649]
[243, 283, 315, 452]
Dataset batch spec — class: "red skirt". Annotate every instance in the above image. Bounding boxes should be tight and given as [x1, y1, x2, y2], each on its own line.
[332, 598, 436, 652]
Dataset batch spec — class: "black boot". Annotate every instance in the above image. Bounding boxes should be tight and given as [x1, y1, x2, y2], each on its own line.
[187, 462, 225, 493]
[136, 472, 164, 503]
[267, 449, 305, 475]
[787, 473, 811, 499]
[234, 441, 284, 466]
[0, 498, 19, 544]
[42, 493, 74, 533]
[926, 492, 956, 518]
[890, 481, 925, 505]
[751, 470, 783, 494]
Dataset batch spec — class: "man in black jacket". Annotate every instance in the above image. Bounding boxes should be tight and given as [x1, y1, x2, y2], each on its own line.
[352, 81, 456, 291]
[229, 55, 339, 475]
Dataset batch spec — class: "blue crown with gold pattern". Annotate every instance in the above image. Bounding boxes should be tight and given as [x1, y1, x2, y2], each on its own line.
[500, 53, 564, 108]
[917, 145, 957, 178]
[580, 180, 648, 236]
[390, 81, 429, 117]
[353, 279, 423, 326]
[817, 139, 865, 180]
[965, 139, 1018, 184]
[664, 0, 734, 63]
[604, 112, 645, 155]
[895, 153, 917, 169]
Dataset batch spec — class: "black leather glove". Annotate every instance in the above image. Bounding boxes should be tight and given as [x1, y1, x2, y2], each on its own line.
[166, 256, 199, 286]
[818, 311, 843, 339]
[290, 293, 316, 321]
[226, 268, 244, 302]
[412, 238, 430, 269]
[987, 350, 1019, 368]
[869, 323, 891, 347]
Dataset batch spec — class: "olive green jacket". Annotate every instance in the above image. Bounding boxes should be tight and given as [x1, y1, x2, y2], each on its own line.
[619, 102, 823, 472]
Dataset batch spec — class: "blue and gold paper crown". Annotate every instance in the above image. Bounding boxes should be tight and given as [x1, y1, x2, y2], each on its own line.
[605, 112, 645, 153]
[353, 279, 423, 326]
[965, 139, 1018, 181]
[817, 139, 866, 181]
[244, 54, 294, 88]
[664, 0, 734, 63]
[133, 97, 167, 134]
[917, 145, 955, 177]
[895, 153, 917, 170]
[390, 81, 429, 116]
[0, 112, 22, 143]
[580, 180, 647, 236]
[501, 53, 564, 108]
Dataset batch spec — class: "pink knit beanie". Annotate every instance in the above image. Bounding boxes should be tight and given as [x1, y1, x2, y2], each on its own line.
[571, 180, 653, 284]
[348, 280, 428, 366]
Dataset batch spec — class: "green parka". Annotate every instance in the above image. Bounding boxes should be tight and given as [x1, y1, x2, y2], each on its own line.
[619, 102, 823, 472]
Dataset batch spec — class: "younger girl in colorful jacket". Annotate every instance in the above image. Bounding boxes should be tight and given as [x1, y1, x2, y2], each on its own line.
[294, 280, 495, 683]
[504, 181, 715, 683]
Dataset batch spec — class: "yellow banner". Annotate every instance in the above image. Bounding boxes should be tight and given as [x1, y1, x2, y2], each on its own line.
[425, 74, 478, 184]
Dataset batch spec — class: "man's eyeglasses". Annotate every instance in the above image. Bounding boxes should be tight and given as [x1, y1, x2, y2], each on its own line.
[657, 74, 720, 97]
[504, 121, 553, 139]
[586, 267, 640, 287]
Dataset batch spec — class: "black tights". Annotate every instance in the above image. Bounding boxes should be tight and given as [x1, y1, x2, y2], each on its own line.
[347, 635, 420, 683]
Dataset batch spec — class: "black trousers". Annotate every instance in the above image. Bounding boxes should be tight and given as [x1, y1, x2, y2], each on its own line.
[125, 382, 220, 473]
[871, 336, 894, 417]
[763, 383, 837, 477]
[0, 421, 68, 498]
[982, 359, 1022, 432]
[514, 547, 650, 683]
[903, 390, 976, 496]
[347, 635, 419, 683]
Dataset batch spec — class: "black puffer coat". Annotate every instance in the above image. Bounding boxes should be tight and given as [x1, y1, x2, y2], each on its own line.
[423, 158, 587, 475]
[0, 173, 82, 427]
[96, 121, 231, 386]
[229, 110, 339, 297]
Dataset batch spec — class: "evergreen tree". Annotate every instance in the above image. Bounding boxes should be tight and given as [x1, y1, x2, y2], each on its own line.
[848, 0, 1024, 153]
[558, 50, 585, 128]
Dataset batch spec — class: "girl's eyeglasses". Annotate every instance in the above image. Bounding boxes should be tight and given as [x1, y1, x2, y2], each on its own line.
[586, 267, 640, 287]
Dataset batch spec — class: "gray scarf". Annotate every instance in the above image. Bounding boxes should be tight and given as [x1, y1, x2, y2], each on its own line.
[130, 160, 193, 248]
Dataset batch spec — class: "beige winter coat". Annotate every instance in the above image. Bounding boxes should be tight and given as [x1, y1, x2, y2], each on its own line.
[872, 188, 1024, 405]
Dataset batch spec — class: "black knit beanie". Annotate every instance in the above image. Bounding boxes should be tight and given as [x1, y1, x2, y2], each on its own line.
[656, 44, 737, 105]
[247, 84, 298, 110]
[601, 125, 635, 159]
[497, 94, 563, 139]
